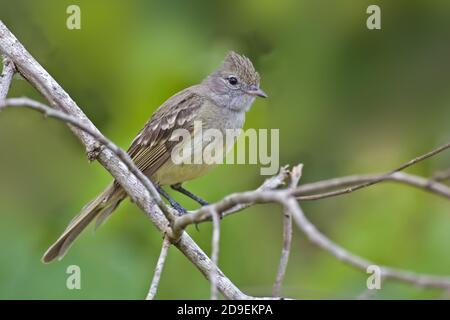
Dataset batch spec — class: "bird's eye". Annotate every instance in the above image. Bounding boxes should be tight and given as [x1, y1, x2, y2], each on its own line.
[228, 76, 238, 86]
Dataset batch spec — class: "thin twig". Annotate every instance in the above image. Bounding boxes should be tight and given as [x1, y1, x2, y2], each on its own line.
[273, 165, 302, 297]
[172, 190, 283, 239]
[146, 236, 171, 300]
[192, 171, 450, 226]
[0, 54, 15, 99]
[171, 166, 289, 237]
[273, 211, 292, 297]
[295, 143, 450, 201]
[295, 171, 450, 200]
[222, 166, 289, 217]
[210, 209, 221, 300]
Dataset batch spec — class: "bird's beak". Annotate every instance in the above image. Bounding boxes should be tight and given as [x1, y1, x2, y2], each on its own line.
[247, 87, 268, 98]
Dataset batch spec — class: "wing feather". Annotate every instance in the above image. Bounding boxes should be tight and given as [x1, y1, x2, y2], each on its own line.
[126, 87, 204, 180]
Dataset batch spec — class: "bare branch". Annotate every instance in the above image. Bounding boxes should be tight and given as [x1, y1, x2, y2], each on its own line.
[210, 209, 221, 300]
[273, 165, 302, 297]
[289, 197, 450, 289]
[146, 236, 171, 300]
[0, 54, 15, 99]
[294, 142, 450, 201]
[295, 171, 450, 200]
[221, 166, 289, 217]
[172, 168, 290, 237]
[200, 170, 450, 226]
[273, 210, 292, 298]
[175, 170, 450, 234]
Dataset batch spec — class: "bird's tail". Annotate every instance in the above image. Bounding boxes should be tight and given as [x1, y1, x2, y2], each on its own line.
[42, 182, 125, 263]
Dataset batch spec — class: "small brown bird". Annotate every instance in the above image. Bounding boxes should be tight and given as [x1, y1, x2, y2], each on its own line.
[43, 51, 267, 263]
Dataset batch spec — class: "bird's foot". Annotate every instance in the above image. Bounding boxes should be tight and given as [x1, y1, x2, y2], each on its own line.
[171, 202, 200, 231]
[171, 202, 188, 216]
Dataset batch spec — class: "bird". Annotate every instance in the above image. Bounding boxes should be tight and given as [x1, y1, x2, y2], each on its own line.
[42, 51, 267, 263]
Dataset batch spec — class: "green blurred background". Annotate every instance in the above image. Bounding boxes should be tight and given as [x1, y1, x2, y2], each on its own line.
[0, 0, 449, 299]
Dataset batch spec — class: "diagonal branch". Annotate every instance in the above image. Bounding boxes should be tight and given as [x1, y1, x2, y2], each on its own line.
[0, 21, 270, 300]
[288, 197, 450, 289]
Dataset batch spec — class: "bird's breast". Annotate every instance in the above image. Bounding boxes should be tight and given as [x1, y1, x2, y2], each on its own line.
[153, 106, 246, 186]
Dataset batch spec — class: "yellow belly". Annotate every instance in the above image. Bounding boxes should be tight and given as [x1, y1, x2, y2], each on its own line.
[152, 161, 215, 186]
[151, 119, 237, 186]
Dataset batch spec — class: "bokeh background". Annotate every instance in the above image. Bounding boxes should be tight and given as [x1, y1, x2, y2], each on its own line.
[0, 0, 449, 299]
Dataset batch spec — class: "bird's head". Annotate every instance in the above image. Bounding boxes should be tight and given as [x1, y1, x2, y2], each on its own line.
[202, 51, 267, 112]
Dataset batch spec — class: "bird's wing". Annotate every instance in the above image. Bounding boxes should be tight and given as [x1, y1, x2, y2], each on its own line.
[126, 87, 204, 179]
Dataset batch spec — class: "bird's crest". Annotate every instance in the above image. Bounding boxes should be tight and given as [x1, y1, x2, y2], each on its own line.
[217, 51, 260, 85]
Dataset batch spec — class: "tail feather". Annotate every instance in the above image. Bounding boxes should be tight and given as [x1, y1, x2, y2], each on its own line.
[42, 183, 124, 263]
[94, 198, 123, 230]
